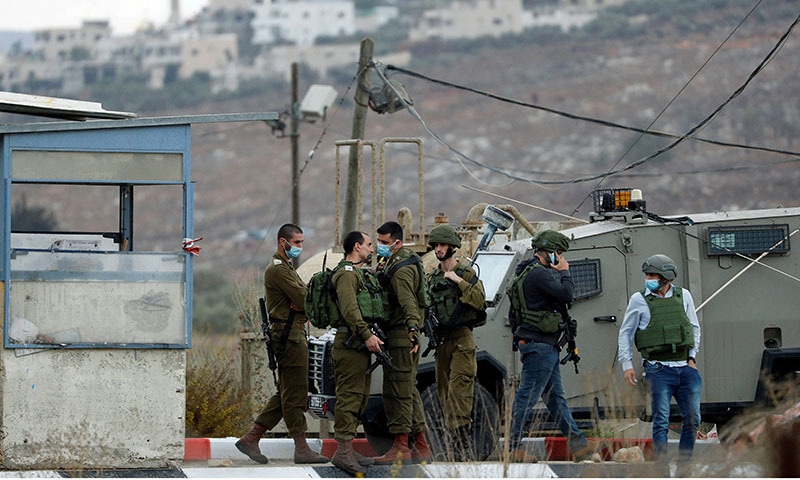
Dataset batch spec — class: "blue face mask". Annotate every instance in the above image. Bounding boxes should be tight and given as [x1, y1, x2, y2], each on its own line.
[377, 243, 393, 259]
[645, 279, 660, 291]
[285, 245, 302, 259]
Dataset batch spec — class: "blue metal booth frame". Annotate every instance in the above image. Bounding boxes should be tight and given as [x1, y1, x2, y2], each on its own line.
[0, 113, 277, 351]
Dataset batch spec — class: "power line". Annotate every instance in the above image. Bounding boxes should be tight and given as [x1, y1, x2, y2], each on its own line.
[574, 0, 768, 215]
[381, 10, 800, 187]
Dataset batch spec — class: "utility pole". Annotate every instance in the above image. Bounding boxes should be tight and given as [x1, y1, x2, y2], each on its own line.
[342, 37, 373, 235]
[290, 62, 300, 226]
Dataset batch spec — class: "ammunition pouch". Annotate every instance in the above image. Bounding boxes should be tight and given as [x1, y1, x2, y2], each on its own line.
[518, 309, 562, 334]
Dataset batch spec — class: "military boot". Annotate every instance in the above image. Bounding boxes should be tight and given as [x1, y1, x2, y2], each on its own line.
[410, 431, 433, 463]
[572, 438, 610, 462]
[353, 449, 375, 467]
[372, 433, 412, 465]
[235, 423, 269, 464]
[292, 433, 329, 464]
[331, 439, 366, 476]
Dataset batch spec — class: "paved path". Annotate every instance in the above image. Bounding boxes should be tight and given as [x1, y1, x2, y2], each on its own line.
[0, 437, 740, 478]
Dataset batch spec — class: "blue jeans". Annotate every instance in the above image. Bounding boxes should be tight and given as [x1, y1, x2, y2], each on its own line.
[644, 362, 702, 459]
[508, 341, 587, 452]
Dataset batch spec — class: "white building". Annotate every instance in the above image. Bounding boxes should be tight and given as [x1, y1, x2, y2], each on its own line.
[32, 21, 112, 62]
[251, 0, 356, 47]
[409, 0, 528, 42]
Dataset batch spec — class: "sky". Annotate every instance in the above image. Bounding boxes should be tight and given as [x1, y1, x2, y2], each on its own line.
[0, 0, 209, 36]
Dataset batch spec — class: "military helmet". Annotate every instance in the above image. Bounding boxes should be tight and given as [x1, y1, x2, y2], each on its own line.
[428, 224, 461, 248]
[531, 230, 570, 253]
[642, 254, 677, 281]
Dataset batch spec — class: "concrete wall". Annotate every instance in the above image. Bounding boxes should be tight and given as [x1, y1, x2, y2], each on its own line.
[1, 348, 186, 469]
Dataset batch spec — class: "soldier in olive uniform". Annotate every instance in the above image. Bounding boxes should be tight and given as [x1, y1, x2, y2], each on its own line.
[236, 224, 329, 464]
[426, 224, 486, 461]
[330, 231, 383, 476]
[373, 221, 432, 464]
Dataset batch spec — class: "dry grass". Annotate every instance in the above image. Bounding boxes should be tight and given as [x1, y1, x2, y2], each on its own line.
[185, 333, 255, 438]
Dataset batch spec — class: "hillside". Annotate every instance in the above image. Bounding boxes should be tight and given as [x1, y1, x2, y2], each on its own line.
[16, 2, 800, 289]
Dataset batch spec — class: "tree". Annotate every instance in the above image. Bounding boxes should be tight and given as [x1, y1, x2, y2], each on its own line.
[12, 194, 58, 231]
[192, 269, 238, 334]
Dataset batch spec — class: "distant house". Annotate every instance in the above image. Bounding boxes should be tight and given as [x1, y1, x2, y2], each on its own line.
[251, 0, 356, 47]
[409, 0, 528, 42]
[33, 21, 112, 62]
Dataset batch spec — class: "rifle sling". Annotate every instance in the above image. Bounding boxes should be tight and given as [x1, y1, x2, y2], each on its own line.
[277, 309, 296, 348]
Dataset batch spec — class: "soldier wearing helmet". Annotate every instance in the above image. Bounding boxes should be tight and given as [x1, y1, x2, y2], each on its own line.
[425, 224, 487, 461]
[506, 230, 607, 463]
[618, 254, 702, 462]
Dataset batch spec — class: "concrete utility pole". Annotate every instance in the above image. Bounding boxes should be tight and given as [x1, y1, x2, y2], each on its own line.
[342, 37, 373, 235]
[290, 62, 300, 226]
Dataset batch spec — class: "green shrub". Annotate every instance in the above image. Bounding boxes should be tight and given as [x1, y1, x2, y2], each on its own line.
[185, 334, 254, 437]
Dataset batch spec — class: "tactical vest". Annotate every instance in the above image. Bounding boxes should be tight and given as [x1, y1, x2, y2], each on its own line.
[634, 287, 694, 362]
[330, 263, 385, 327]
[507, 262, 562, 334]
[427, 263, 486, 329]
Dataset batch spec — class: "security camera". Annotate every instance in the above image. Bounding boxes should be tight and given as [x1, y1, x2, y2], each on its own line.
[299, 85, 338, 121]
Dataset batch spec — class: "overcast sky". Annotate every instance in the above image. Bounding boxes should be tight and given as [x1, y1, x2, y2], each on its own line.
[0, 0, 209, 36]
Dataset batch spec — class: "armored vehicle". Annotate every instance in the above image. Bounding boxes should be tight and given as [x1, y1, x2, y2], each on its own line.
[303, 182, 800, 459]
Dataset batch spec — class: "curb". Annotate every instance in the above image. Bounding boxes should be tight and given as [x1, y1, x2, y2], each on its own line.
[183, 437, 377, 461]
[184, 438, 211, 461]
[184, 436, 721, 462]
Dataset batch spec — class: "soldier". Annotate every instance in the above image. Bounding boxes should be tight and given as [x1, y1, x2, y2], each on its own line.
[506, 230, 607, 463]
[235, 223, 328, 465]
[329, 231, 383, 476]
[372, 221, 432, 464]
[425, 224, 486, 461]
[618, 254, 702, 462]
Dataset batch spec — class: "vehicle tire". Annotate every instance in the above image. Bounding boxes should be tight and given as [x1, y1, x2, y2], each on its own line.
[421, 382, 500, 461]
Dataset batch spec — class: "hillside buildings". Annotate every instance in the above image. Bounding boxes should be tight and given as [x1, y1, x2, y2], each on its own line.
[0, 0, 626, 95]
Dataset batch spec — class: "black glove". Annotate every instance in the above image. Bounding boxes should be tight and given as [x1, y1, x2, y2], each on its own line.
[408, 327, 419, 347]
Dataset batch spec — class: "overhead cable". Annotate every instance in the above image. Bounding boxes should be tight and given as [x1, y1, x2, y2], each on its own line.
[382, 10, 800, 185]
[574, 0, 767, 214]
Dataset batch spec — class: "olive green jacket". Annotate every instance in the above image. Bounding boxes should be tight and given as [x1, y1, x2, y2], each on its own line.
[383, 247, 423, 331]
[264, 252, 307, 324]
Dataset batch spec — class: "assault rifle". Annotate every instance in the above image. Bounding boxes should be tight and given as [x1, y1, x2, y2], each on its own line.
[345, 323, 394, 374]
[259, 297, 279, 386]
[421, 307, 440, 358]
[556, 304, 580, 374]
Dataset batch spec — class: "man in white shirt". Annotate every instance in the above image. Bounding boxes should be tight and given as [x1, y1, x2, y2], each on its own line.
[618, 254, 702, 462]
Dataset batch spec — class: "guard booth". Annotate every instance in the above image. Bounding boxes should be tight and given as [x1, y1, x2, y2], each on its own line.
[0, 105, 277, 469]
